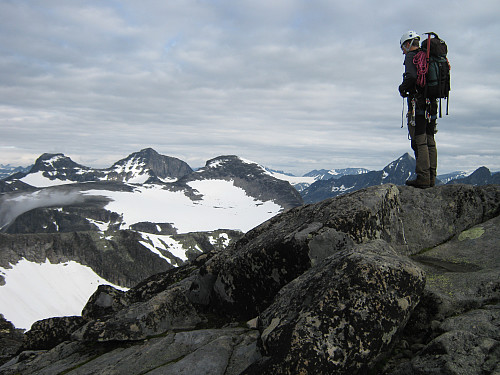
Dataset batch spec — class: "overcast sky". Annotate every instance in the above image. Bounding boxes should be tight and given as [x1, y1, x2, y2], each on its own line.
[1, 0, 499, 175]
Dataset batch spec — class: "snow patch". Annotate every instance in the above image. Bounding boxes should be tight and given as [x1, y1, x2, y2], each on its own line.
[0, 258, 127, 330]
[20, 171, 74, 188]
[139, 232, 188, 262]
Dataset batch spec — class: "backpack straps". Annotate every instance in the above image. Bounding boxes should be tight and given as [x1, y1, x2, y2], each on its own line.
[424, 33, 431, 99]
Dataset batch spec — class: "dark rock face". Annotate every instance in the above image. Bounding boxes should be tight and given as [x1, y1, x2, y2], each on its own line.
[1, 184, 499, 375]
[108, 148, 193, 182]
[0, 230, 173, 288]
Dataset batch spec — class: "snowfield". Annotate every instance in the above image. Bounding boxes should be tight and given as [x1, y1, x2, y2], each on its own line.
[0, 258, 127, 330]
[83, 179, 282, 233]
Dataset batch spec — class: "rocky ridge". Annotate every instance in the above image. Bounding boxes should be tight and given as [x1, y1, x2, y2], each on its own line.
[0, 183, 498, 374]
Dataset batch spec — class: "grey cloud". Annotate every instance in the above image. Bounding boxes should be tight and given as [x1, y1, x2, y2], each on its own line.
[1, 0, 500, 175]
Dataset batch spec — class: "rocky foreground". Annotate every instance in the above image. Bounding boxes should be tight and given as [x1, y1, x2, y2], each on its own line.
[1, 184, 499, 374]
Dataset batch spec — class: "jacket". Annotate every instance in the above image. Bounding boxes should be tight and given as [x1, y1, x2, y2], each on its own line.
[399, 49, 429, 115]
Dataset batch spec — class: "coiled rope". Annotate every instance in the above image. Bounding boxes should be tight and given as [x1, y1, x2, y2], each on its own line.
[413, 51, 428, 87]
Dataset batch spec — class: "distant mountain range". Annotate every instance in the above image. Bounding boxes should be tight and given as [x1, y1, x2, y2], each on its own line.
[2, 149, 499, 201]
[0, 164, 31, 180]
[1, 148, 498, 330]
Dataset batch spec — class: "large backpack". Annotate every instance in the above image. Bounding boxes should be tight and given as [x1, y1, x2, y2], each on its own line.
[414, 32, 451, 117]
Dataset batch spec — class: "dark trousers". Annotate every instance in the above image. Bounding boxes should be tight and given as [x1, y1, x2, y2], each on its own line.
[408, 115, 437, 184]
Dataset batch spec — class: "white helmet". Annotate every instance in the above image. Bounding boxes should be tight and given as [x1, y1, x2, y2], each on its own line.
[400, 30, 420, 47]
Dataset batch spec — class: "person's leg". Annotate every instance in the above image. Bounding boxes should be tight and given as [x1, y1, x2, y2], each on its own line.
[406, 115, 430, 188]
[427, 120, 437, 187]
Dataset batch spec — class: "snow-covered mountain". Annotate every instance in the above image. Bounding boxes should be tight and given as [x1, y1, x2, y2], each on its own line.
[0, 150, 302, 329]
[14, 148, 193, 187]
[446, 166, 500, 186]
[437, 171, 471, 184]
[303, 167, 370, 181]
[301, 153, 416, 203]
[265, 167, 370, 192]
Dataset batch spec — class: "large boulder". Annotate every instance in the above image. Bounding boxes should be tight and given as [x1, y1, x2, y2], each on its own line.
[81, 284, 130, 320]
[244, 240, 425, 374]
[22, 316, 87, 351]
[72, 277, 204, 342]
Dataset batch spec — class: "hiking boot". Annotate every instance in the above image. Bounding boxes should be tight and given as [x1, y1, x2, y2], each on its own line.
[405, 178, 430, 189]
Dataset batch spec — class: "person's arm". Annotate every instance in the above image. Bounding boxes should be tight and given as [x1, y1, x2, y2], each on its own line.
[399, 53, 417, 97]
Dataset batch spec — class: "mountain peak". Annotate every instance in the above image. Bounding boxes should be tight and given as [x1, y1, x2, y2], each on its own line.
[110, 149, 193, 183]
[185, 155, 303, 209]
[31, 153, 87, 174]
[193, 155, 266, 179]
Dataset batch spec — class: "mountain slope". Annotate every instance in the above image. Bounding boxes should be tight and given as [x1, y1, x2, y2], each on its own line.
[106, 148, 193, 183]
[184, 155, 303, 209]
[303, 167, 370, 180]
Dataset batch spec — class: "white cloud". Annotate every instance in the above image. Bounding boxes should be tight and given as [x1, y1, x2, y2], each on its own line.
[0, 0, 499, 175]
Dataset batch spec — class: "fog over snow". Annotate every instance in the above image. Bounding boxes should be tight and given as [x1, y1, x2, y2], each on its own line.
[1, 1, 499, 175]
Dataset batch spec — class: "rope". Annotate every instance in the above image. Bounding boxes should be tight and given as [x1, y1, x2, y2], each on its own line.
[413, 51, 428, 87]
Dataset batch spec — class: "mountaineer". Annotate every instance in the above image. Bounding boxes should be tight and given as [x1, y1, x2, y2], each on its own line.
[399, 30, 438, 188]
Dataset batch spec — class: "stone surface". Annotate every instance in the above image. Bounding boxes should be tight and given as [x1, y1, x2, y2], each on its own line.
[244, 240, 425, 374]
[0, 328, 260, 375]
[383, 214, 500, 374]
[0, 315, 23, 366]
[81, 284, 130, 320]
